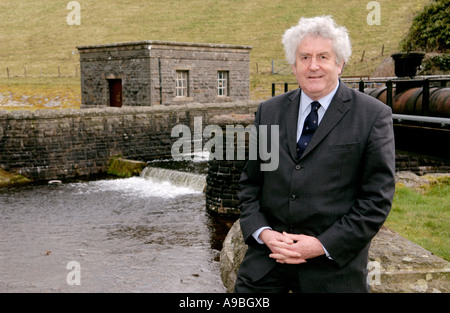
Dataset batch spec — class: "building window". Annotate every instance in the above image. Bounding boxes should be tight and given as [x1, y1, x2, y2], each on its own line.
[176, 70, 189, 97]
[217, 71, 229, 96]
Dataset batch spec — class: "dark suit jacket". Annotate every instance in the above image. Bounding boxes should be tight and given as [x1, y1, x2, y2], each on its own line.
[237, 81, 396, 292]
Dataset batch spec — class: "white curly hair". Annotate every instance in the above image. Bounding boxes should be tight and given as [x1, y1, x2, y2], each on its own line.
[282, 16, 352, 66]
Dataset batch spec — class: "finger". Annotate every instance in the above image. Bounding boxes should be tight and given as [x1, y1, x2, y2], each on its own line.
[282, 232, 303, 241]
[270, 252, 307, 264]
[269, 247, 301, 259]
[276, 233, 295, 244]
[269, 253, 287, 260]
[268, 240, 294, 249]
[276, 258, 307, 264]
[260, 230, 294, 245]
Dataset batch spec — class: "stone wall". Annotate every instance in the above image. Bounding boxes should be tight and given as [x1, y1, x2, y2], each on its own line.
[2, 104, 447, 184]
[0, 102, 258, 182]
[395, 151, 450, 175]
[205, 114, 255, 216]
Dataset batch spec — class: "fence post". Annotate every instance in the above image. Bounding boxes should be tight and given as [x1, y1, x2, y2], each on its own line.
[7, 67, 9, 79]
[272, 83, 276, 97]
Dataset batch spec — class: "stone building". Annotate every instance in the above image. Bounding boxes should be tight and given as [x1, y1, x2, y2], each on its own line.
[77, 41, 252, 107]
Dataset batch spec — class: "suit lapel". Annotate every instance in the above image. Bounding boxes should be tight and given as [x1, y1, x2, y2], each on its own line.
[285, 89, 301, 161]
[300, 82, 352, 160]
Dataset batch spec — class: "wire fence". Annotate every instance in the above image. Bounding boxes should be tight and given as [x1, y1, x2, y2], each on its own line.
[2, 65, 81, 79]
[271, 59, 291, 75]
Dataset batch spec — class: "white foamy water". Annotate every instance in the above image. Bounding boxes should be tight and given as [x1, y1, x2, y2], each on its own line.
[140, 167, 206, 192]
[76, 176, 202, 199]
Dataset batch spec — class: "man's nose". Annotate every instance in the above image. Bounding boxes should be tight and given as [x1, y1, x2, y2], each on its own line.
[309, 58, 320, 71]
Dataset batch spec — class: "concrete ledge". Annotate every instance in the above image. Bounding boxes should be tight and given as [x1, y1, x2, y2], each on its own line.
[0, 102, 259, 120]
[220, 221, 450, 293]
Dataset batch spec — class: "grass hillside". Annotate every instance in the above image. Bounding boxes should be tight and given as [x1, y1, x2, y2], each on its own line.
[0, 0, 429, 103]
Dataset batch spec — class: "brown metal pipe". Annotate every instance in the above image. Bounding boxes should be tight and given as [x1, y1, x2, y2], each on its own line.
[365, 87, 450, 118]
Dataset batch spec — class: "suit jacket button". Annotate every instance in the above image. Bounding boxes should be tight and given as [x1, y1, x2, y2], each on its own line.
[295, 165, 301, 170]
[289, 194, 296, 201]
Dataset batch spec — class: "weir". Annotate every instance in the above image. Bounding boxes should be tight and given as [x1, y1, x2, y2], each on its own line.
[141, 166, 206, 192]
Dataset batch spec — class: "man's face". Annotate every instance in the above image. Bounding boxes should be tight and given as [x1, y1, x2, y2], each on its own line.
[292, 35, 344, 100]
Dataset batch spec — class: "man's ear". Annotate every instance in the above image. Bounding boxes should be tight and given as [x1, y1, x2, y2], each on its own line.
[292, 63, 297, 75]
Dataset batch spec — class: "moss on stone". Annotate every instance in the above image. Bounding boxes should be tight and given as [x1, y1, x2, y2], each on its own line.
[0, 169, 33, 187]
[107, 157, 146, 178]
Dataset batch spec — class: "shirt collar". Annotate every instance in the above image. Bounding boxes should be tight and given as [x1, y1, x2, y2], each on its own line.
[300, 80, 340, 114]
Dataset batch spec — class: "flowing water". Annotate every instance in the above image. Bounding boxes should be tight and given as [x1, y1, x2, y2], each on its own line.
[0, 166, 235, 293]
[141, 167, 207, 192]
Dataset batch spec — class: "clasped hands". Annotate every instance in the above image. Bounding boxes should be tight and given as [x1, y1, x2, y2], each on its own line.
[259, 229, 325, 264]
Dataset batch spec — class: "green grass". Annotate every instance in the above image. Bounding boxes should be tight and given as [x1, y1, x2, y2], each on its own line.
[0, 0, 430, 101]
[385, 176, 450, 261]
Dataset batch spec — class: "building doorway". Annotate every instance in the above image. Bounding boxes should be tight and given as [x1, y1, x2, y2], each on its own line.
[108, 79, 122, 107]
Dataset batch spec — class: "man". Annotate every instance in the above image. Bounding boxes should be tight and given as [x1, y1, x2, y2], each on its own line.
[234, 16, 395, 293]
